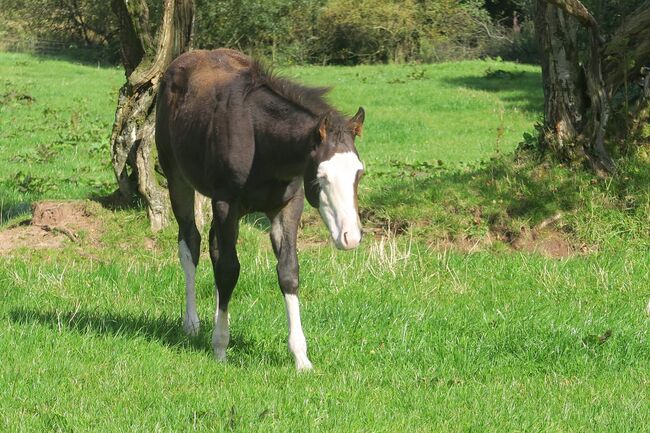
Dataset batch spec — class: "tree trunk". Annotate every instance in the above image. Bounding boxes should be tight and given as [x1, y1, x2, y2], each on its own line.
[110, 0, 193, 231]
[535, 0, 650, 172]
[535, 0, 585, 150]
[535, 0, 614, 171]
[602, 0, 650, 144]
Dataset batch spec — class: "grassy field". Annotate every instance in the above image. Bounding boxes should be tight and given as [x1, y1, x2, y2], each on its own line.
[1, 52, 649, 432]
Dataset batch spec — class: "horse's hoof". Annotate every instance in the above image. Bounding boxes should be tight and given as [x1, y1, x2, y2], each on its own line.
[295, 357, 313, 371]
[213, 348, 227, 362]
[183, 314, 200, 337]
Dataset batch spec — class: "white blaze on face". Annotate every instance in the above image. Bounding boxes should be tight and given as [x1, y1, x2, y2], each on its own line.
[317, 151, 363, 250]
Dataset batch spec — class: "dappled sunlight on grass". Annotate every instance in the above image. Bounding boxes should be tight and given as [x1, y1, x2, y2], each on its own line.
[361, 152, 650, 251]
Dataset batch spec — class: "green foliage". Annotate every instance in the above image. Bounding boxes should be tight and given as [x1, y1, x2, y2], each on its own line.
[193, 0, 324, 64]
[310, 0, 497, 64]
[3, 0, 650, 66]
[193, 0, 522, 65]
[0, 0, 532, 65]
[487, 19, 540, 64]
[312, 0, 417, 64]
[0, 0, 118, 63]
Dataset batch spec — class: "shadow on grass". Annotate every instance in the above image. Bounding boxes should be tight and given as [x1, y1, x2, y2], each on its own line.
[365, 152, 650, 242]
[10, 307, 201, 349]
[90, 189, 147, 212]
[364, 157, 598, 234]
[0, 198, 32, 226]
[31, 48, 120, 69]
[442, 71, 543, 115]
[9, 307, 286, 366]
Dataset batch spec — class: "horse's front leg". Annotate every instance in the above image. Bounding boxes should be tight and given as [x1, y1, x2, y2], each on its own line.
[209, 199, 240, 361]
[268, 195, 313, 371]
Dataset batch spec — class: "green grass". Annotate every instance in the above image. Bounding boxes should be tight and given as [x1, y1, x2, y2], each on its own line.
[1, 52, 649, 432]
[0, 52, 540, 222]
[282, 61, 542, 163]
[2, 229, 649, 432]
[0, 53, 123, 220]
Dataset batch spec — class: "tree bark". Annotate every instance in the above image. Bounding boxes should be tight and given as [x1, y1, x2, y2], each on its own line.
[110, 0, 193, 231]
[535, 1, 585, 153]
[535, 0, 619, 171]
[536, 0, 650, 172]
[602, 0, 650, 95]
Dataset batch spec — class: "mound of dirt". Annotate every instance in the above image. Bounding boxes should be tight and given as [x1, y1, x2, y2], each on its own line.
[492, 212, 589, 258]
[427, 212, 588, 258]
[0, 201, 103, 254]
[510, 227, 575, 258]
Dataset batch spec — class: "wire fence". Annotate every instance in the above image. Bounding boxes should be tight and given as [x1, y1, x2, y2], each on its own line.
[0, 36, 116, 64]
[3, 37, 79, 53]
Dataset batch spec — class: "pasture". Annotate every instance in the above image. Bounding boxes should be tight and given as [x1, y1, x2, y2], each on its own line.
[1, 52, 649, 432]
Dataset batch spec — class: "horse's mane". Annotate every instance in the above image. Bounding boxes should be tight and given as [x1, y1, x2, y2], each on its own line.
[248, 60, 340, 118]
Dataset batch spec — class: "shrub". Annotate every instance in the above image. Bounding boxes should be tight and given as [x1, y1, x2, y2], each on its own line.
[193, 0, 324, 64]
[485, 20, 540, 64]
[310, 0, 500, 65]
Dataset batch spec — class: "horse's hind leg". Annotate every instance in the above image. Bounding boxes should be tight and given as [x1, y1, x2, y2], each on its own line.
[209, 199, 240, 361]
[267, 194, 312, 370]
[168, 176, 201, 337]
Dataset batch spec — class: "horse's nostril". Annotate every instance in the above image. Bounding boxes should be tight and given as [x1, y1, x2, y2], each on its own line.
[343, 232, 349, 245]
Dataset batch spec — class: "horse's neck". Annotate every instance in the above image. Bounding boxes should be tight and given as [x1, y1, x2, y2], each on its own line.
[253, 93, 317, 159]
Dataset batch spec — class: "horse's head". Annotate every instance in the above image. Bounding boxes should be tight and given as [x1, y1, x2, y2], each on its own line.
[304, 107, 365, 250]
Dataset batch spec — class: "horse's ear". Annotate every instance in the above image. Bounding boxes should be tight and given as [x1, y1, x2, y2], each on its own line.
[350, 107, 365, 137]
[318, 114, 329, 142]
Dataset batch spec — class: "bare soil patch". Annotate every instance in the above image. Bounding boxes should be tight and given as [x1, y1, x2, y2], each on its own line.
[430, 234, 493, 254]
[420, 211, 588, 258]
[429, 226, 582, 258]
[0, 201, 103, 254]
[509, 227, 575, 258]
[304, 206, 585, 258]
[359, 208, 410, 237]
[490, 212, 590, 258]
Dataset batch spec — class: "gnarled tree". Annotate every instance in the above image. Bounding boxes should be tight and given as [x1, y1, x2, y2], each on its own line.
[535, 0, 650, 172]
[110, 0, 193, 230]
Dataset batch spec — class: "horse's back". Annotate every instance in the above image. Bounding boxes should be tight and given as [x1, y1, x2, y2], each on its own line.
[157, 49, 252, 135]
[156, 49, 255, 195]
[164, 49, 251, 94]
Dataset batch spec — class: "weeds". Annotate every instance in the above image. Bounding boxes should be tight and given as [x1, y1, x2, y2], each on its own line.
[10, 171, 58, 194]
[1, 91, 35, 104]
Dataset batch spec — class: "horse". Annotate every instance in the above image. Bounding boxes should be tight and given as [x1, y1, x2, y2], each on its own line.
[155, 49, 365, 370]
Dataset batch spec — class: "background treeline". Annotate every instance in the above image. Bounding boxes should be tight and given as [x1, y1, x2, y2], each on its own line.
[0, 0, 644, 65]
